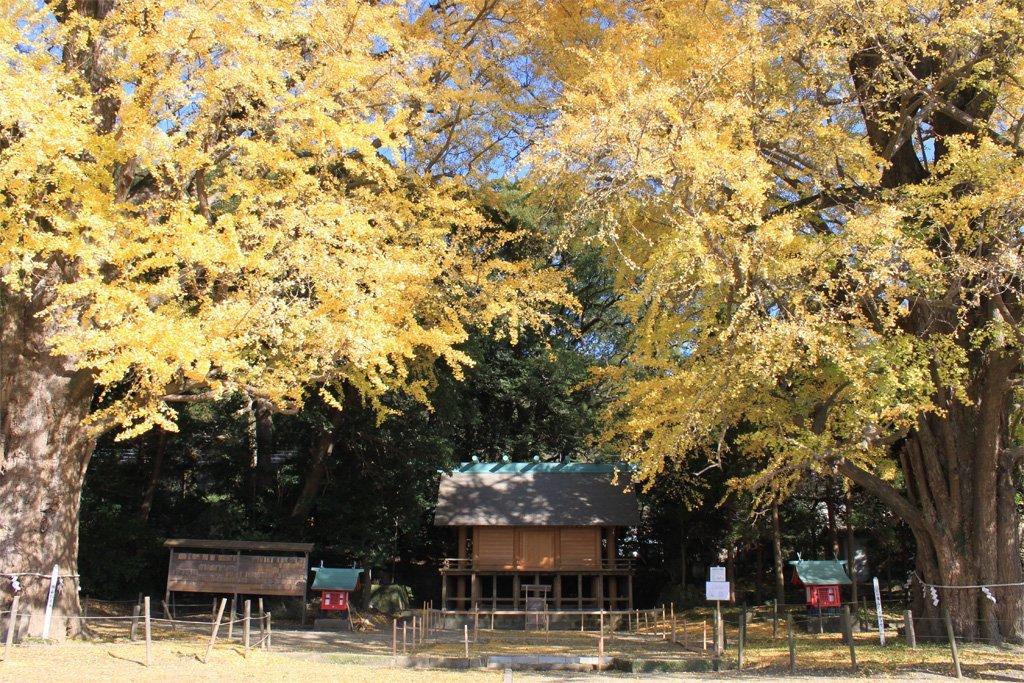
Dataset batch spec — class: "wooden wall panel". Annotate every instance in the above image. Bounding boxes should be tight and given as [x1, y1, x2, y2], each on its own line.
[559, 527, 600, 568]
[519, 529, 556, 569]
[473, 527, 515, 569]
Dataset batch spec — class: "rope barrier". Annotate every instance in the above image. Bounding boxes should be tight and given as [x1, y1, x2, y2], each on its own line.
[913, 571, 1024, 589]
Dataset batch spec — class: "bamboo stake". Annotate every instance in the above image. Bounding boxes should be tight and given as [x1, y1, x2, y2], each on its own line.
[229, 596, 238, 640]
[942, 609, 962, 679]
[130, 604, 141, 641]
[203, 598, 227, 663]
[258, 599, 265, 650]
[787, 614, 796, 674]
[3, 596, 20, 662]
[738, 607, 746, 669]
[144, 597, 152, 667]
[243, 600, 251, 657]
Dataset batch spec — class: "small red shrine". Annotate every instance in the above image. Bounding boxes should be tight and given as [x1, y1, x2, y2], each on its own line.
[789, 558, 852, 611]
[311, 567, 363, 630]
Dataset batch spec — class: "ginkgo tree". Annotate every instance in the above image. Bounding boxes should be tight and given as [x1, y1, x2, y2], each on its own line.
[536, 0, 1024, 640]
[0, 0, 568, 636]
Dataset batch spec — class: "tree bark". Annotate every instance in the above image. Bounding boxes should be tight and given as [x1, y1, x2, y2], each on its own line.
[839, 352, 1024, 642]
[771, 501, 785, 606]
[0, 280, 97, 639]
[138, 428, 167, 523]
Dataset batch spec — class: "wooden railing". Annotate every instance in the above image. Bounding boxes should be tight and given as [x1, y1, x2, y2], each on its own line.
[440, 557, 636, 571]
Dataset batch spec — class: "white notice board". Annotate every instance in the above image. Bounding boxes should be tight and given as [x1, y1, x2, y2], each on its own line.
[709, 566, 726, 582]
[706, 581, 731, 601]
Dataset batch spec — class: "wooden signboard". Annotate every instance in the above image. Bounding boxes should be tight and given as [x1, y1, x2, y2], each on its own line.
[167, 552, 307, 596]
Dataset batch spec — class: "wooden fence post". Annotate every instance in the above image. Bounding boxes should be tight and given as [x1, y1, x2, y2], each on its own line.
[3, 596, 19, 662]
[130, 604, 141, 642]
[143, 596, 152, 667]
[203, 598, 227, 663]
[392, 619, 397, 658]
[411, 615, 417, 648]
[942, 608, 962, 679]
[598, 612, 605, 668]
[904, 610, 916, 649]
[259, 601, 266, 650]
[403, 621, 408, 654]
[243, 600, 251, 657]
[772, 599, 778, 639]
[671, 604, 677, 644]
[227, 595, 236, 640]
[266, 612, 272, 651]
[738, 607, 746, 669]
[702, 619, 708, 650]
[787, 613, 796, 674]
[474, 610, 479, 642]
[661, 604, 667, 639]
[842, 605, 857, 670]
[464, 624, 469, 658]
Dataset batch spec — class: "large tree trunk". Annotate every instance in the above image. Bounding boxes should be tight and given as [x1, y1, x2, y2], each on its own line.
[771, 501, 786, 606]
[289, 407, 347, 525]
[844, 30, 1024, 641]
[0, 281, 96, 639]
[138, 428, 167, 523]
[840, 350, 1024, 642]
[845, 487, 858, 606]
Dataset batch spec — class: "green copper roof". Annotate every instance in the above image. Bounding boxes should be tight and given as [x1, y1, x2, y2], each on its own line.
[311, 567, 363, 591]
[453, 461, 625, 474]
[789, 559, 852, 586]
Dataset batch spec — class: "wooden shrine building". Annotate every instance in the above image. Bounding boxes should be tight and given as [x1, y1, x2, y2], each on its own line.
[434, 461, 640, 612]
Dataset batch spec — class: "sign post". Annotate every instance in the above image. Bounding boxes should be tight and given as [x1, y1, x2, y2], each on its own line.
[706, 566, 730, 667]
[41, 564, 58, 639]
[872, 577, 885, 645]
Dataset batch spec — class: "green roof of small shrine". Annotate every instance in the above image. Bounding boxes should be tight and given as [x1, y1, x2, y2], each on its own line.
[789, 559, 852, 585]
[311, 567, 362, 591]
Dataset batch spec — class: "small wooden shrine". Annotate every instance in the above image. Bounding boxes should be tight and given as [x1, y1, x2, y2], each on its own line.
[311, 566, 363, 630]
[434, 461, 640, 613]
[789, 558, 852, 613]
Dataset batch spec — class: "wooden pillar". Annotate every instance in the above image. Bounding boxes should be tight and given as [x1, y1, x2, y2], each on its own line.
[595, 575, 604, 612]
[491, 576, 497, 611]
[512, 574, 521, 611]
[470, 574, 479, 612]
[627, 574, 634, 612]
[577, 575, 583, 611]
[441, 574, 449, 611]
[554, 575, 562, 610]
[456, 527, 468, 610]
[606, 528, 618, 611]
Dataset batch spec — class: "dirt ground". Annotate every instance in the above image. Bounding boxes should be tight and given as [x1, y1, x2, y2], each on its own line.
[2, 609, 1022, 682]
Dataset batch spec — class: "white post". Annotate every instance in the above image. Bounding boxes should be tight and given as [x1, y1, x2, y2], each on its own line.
[41, 564, 59, 639]
[872, 577, 885, 645]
